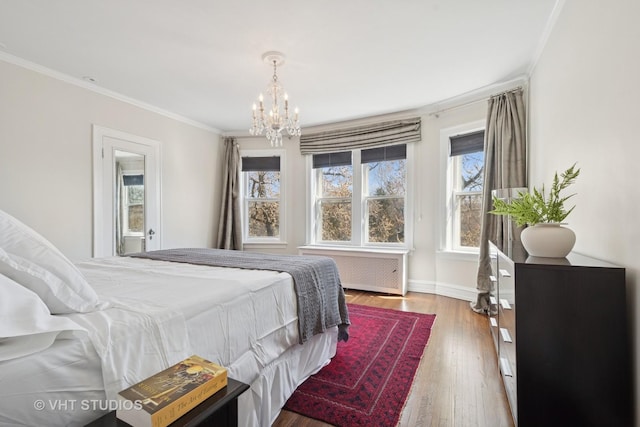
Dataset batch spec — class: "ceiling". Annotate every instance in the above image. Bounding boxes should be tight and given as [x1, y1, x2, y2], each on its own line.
[0, 0, 560, 133]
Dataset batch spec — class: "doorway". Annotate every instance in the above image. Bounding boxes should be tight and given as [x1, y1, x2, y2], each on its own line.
[92, 125, 161, 257]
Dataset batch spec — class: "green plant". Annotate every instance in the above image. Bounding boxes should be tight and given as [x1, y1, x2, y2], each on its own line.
[490, 164, 580, 226]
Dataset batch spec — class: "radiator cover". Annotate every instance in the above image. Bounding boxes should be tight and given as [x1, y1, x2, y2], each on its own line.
[298, 246, 408, 295]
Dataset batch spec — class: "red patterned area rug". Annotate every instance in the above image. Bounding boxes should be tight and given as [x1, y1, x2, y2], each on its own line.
[284, 303, 436, 427]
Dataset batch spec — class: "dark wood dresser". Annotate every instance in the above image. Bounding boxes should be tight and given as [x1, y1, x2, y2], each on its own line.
[488, 241, 632, 427]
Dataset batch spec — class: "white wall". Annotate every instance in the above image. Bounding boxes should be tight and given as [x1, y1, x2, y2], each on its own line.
[529, 0, 640, 421]
[424, 104, 487, 300]
[0, 59, 222, 260]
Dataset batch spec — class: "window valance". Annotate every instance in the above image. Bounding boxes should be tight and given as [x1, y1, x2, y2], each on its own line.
[241, 156, 280, 172]
[122, 174, 143, 186]
[312, 151, 352, 169]
[449, 130, 485, 157]
[300, 118, 421, 155]
[361, 144, 406, 164]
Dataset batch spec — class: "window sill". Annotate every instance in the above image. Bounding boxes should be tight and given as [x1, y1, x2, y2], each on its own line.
[299, 244, 409, 254]
[243, 241, 288, 250]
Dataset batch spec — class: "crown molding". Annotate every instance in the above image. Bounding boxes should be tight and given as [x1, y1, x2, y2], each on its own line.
[0, 52, 221, 134]
[527, 0, 567, 76]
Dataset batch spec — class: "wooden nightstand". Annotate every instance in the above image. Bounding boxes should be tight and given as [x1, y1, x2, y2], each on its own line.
[86, 378, 249, 427]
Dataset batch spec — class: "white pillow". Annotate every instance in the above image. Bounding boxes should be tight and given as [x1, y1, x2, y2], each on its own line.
[0, 209, 100, 313]
[0, 274, 86, 362]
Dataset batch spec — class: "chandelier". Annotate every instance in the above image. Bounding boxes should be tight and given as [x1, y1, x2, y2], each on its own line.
[249, 52, 301, 147]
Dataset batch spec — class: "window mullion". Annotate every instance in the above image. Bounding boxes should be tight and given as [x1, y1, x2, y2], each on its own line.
[352, 150, 363, 245]
[247, 197, 279, 202]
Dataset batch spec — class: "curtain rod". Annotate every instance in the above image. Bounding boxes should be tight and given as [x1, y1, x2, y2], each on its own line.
[429, 86, 523, 118]
[490, 86, 523, 98]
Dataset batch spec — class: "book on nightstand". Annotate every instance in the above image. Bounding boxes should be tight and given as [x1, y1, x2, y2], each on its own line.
[116, 355, 227, 427]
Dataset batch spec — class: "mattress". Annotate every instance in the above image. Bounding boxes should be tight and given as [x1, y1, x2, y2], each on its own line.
[0, 330, 105, 426]
[0, 256, 337, 427]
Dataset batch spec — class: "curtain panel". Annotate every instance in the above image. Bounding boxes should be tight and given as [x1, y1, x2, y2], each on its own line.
[471, 89, 527, 314]
[216, 137, 242, 250]
[299, 118, 421, 155]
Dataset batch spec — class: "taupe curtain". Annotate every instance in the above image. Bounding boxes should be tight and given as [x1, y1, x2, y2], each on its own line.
[299, 118, 421, 154]
[216, 137, 242, 250]
[471, 89, 527, 313]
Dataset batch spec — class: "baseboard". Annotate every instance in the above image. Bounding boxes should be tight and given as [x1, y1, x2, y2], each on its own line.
[407, 279, 477, 302]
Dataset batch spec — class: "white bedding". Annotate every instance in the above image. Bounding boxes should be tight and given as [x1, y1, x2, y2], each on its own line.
[0, 331, 106, 426]
[0, 256, 337, 427]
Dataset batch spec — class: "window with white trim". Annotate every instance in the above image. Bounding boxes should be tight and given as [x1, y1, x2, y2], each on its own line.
[445, 128, 485, 250]
[362, 145, 407, 244]
[122, 174, 144, 235]
[310, 144, 410, 247]
[241, 151, 285, 243]
[313, 151, 353, 242]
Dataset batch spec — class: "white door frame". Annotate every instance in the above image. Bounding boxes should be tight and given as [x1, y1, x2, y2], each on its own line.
[92, 125, 162, 257]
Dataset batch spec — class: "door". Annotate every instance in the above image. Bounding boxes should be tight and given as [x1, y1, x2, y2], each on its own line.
[93, 126, 161, 257]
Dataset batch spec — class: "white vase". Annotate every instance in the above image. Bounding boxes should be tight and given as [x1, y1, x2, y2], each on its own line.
[520, 223, 576, 258]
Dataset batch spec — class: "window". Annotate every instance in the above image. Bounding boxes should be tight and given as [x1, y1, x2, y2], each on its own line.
[310, 144, 409, 247]
[241, 152, 285, 243]
[122, 174, 144, 235]
[362, 145, 406, 243]
[445, 128, 485, 250]
[313, 152, 353, 242]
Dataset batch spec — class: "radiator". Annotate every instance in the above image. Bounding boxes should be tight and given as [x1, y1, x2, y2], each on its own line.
[298, 246, 408, 295]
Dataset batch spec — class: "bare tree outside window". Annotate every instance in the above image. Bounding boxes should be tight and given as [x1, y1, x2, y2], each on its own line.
[246, 171, 280, 238]
[318, 166, 352, 241]
[313, 147, 408, 246]
[365, 160, 406, 243]
[456, 151, 484, 247]
[126, 185, 144, 233]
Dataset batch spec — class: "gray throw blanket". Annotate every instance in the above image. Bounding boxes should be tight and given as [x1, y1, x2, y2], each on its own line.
[130, 248, 350, 344]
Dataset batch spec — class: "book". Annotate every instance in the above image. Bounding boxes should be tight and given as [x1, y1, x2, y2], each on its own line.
[116, 355, 228, 427]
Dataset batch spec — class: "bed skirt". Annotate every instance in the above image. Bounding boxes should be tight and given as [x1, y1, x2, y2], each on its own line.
[240, 326, 338, 426]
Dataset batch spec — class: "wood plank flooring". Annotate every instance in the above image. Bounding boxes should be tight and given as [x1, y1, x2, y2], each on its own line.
[272, 290, 514, 427]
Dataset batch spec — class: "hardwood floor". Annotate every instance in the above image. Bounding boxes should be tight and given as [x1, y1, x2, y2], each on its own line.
[272, 290, 514, 427]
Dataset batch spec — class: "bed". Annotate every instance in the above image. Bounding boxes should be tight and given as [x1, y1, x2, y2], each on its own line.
[0, 209, 349, 427]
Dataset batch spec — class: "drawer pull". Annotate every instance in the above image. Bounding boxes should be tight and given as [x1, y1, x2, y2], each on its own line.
[499, 269, 511, 278]
[500, 327, 513, 343]
[500, 357, 513, 377]
[490, 317, 497, 327]
[500, 299, 512, 310]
